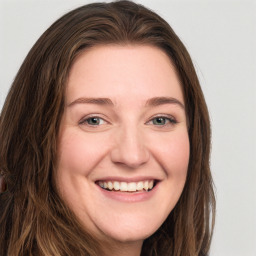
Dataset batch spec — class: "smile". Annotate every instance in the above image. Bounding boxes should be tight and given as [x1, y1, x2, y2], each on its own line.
[96, 180, 155, 192]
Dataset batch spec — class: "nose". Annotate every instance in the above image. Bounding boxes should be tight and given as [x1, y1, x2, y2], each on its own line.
[110, 126, 150, 169]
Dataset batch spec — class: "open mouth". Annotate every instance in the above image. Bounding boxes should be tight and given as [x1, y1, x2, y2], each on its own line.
[96, 180, 157, 193]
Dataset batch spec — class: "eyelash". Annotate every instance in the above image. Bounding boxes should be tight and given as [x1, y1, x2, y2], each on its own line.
[79, 115, 177, 127]
[79, 115, 107, 126]
[147, 115, 177, 127]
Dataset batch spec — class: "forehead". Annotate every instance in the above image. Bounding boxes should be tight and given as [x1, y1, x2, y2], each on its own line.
[66, 44, 184, 105]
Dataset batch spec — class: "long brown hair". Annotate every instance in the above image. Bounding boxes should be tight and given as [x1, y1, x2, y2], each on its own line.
[0, 1, 215, 255]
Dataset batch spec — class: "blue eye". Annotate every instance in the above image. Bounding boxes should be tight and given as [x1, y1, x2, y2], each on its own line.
[152, 117, 168, 125]
[150, 116, 177, 126]
[87, 117, 101, 125]
[80, 117, 105, 126]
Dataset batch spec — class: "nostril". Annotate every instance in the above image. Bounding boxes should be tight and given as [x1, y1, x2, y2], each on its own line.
[110, 149, 150, 169]
[110, 135, 150, 168]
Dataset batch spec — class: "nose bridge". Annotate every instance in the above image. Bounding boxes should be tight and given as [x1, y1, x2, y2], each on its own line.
[110, 123, 149, 168]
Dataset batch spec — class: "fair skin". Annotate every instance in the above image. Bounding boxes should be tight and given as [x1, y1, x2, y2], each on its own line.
[56, 45, 190, 256]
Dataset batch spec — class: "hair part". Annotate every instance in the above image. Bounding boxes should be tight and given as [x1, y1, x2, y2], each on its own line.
[0, 1, 215, 255]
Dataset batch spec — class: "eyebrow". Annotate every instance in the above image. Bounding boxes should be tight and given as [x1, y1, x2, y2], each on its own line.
[68, 97, 114, 107]
[68, 96, 184, 109]
[145, 97, 185, 109]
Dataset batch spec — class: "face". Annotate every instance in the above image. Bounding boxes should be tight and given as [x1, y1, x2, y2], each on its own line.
[56, 45, 189, 249]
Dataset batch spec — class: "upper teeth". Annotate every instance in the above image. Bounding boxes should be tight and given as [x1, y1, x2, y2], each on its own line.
[98, 180, 154, 192]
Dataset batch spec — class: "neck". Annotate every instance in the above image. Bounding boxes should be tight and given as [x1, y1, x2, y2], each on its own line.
[101, 239, 143, 256]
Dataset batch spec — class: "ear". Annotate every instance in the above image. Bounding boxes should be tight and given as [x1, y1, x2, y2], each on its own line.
[0, 175, 7, 193]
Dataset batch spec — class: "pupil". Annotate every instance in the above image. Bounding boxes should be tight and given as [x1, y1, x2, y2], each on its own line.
[89, 118, 99, 125]
[154, 117, 165, 125]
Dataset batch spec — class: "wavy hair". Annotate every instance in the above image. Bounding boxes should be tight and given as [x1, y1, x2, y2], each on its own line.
[0, 1, 215, 255]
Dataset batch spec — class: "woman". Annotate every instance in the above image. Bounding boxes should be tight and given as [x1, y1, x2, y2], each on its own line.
[0, 1, 215, 255]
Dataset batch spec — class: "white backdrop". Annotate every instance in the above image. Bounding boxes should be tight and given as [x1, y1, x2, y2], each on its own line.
[0, 0, 255, 255]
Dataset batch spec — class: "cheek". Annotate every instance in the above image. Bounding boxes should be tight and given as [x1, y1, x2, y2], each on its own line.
[150, 130, 190, 177]
[170, 133, 190, 171]
[57, 129, 108, 175]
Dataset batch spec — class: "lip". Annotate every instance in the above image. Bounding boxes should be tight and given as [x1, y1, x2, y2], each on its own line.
[95, 177, 160, 203]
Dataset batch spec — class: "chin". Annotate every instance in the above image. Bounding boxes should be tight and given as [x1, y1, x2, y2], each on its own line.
[91, 212, 165, 244]
[102, 228, 153, 244]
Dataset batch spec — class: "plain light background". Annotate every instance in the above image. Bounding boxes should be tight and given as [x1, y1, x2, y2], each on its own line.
[0, 0, 255, 255]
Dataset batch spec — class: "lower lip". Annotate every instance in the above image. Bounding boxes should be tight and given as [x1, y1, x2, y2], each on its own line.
[96, 183, 159, 203]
